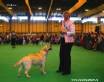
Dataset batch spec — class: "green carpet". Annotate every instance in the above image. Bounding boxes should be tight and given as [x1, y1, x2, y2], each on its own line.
[0, 44, 104, 82]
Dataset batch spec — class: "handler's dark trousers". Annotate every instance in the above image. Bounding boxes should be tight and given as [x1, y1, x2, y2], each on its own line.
[58, 37, 73, 74]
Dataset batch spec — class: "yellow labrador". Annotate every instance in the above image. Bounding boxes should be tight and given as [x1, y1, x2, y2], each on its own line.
[14, 44, 51, 78]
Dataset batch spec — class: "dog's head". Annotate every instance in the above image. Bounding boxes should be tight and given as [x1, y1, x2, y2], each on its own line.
[42, 43, 52, 51]
[39, 43, 52, 56]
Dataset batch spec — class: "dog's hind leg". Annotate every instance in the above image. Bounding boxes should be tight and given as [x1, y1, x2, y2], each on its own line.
[18, 65, 23, 77]
[24, 62, 31, 78]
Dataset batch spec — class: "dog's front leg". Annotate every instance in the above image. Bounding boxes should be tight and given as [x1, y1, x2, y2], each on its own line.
[40, 62, 46, 75]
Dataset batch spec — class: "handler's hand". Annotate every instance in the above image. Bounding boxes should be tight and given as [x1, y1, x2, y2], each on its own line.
[61, 32, 67, 35]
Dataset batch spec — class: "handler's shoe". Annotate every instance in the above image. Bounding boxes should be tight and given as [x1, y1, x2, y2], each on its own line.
[56, 70, 62, 73]
[62, 72, 70, 75]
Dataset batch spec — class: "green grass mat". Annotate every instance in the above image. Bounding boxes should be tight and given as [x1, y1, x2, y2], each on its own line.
[0, 44, 104, 82]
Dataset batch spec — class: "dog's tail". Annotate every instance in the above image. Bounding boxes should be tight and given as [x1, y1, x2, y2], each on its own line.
[14, 60, 22, 67]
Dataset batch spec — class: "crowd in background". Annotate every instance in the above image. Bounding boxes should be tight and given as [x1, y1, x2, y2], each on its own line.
[75, 32, 104, 52]
[0, 32, 60, 45]
[0, 32, 104, 52]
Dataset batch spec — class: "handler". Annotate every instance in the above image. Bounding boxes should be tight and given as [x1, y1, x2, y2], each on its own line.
[56, 11, 75, 75]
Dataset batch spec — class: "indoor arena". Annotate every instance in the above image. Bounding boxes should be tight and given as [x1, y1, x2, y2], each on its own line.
[0, 0, 104, 82]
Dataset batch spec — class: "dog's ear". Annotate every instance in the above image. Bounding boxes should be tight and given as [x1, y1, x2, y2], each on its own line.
[41, 44, 47, 50]
[46, 43, 52, 50]
[46, 43, 50, 47]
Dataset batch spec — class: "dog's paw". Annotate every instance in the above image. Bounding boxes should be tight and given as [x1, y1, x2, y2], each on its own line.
[25, 75, 31, 79]
[27, 77, 31, 79]
[26, 76, 31, 79]
[42, 72, 47, 75]
[17, 74, 21, 78]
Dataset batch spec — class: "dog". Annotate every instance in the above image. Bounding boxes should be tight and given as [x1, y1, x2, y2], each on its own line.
[14, 43, 52, 78]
